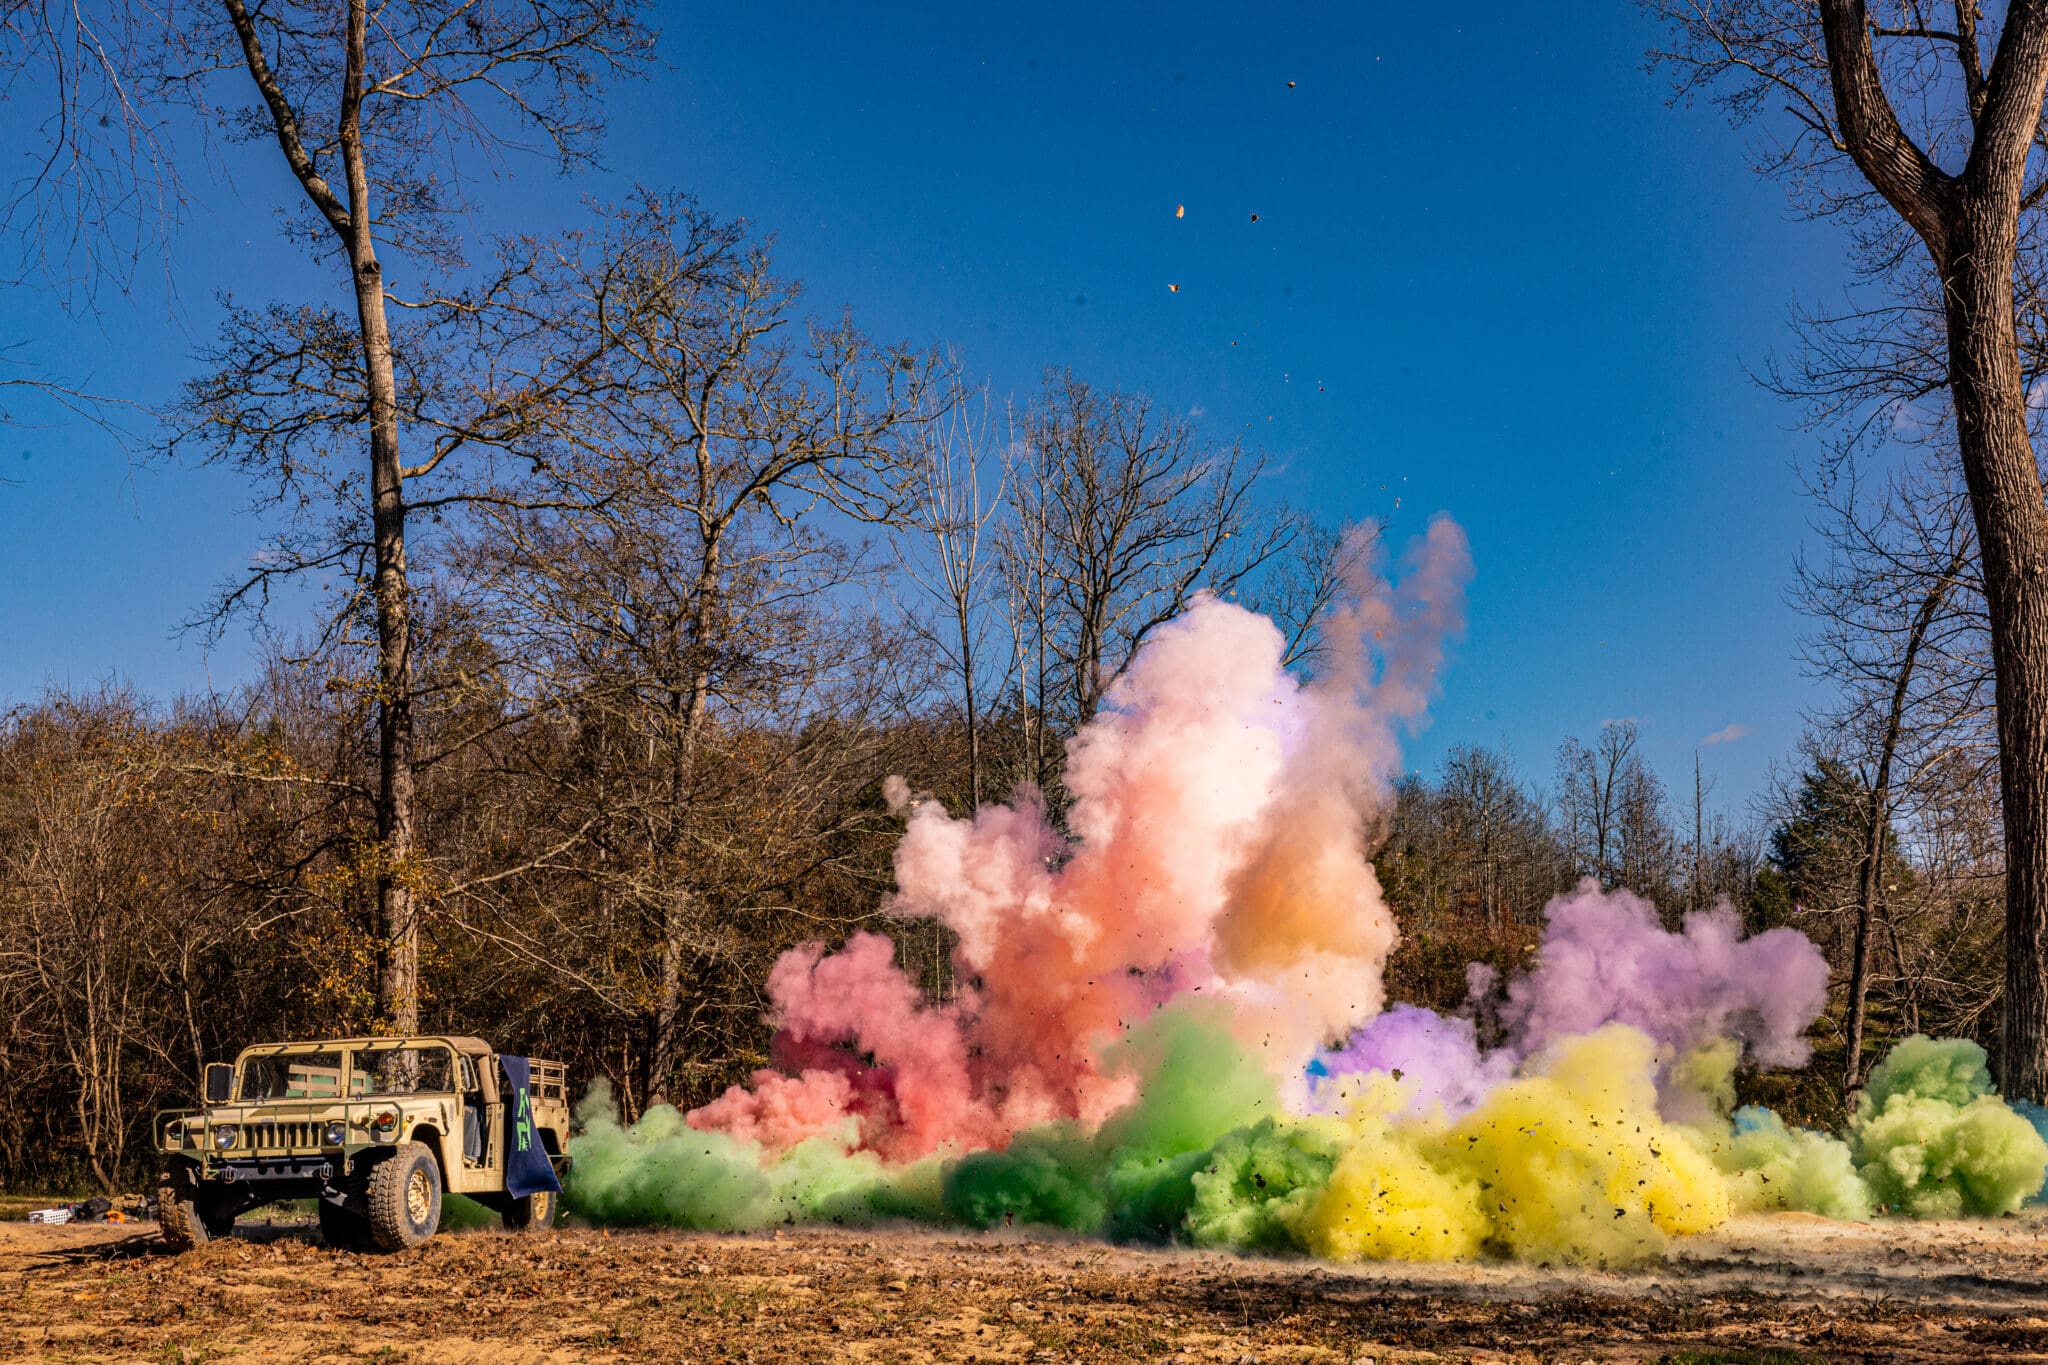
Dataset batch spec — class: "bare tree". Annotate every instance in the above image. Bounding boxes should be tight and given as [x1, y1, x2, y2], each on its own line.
[1, 0, 180, 301]
[1557, 721, 1641, 889]
[1006, 371, 1290, 752]
[1257, 517, 1380, 671]
[896, 385, 1008, 809]
[1649, 0, 2048, 1096]
[125, 0, 653, 1032]
[1437, 744, 1551, 928]
[1793, 450, 1981, 1094]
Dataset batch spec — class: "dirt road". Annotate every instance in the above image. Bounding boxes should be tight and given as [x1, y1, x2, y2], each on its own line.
[2, 1211, 2046, 1362]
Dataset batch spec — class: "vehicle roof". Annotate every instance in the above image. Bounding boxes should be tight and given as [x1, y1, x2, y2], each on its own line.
[235, 1036, 494, 1059]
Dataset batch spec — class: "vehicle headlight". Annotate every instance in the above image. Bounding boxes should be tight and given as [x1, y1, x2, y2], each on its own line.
[324, 1120, 347, 1147]
[213, 1124, 240, 1151]
[370, 1111, 399, 1142]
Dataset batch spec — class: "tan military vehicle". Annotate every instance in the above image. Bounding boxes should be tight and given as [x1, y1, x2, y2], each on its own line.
[155, 1036, 570, 1251]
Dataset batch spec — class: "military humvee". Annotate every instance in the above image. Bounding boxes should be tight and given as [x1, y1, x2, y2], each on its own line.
[155, 1036, 570, 1251]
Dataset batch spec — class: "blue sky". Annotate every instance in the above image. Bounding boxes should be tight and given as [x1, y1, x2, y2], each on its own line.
[0, 2, 1852, 814]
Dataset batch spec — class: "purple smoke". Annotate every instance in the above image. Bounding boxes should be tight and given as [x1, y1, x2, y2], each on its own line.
[1308, 1003, 1515, 1119]
[1500, 880, 1829, 1069]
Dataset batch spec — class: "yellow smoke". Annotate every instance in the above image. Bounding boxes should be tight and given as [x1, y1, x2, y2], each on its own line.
[1295, 1025, 1735, 1266]
[1292, 1105, 1489, 1261]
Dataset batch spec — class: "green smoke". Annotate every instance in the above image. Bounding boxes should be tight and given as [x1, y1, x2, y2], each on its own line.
[1716, 1106, 1872, 1221]
[942, 1123, 1107, 1230]
[946, 999, 1278, 1236]
[566, 1081, 779, 1229]
[1093, 999, 1279, 1156]
[439, 1193, 503, 1230]
[564, 1078, 934, 1229]
[1849, 1036, 2048, 1217]
[947, 1004, 1343, 1255]
[1180, 1117, 1342, 1251]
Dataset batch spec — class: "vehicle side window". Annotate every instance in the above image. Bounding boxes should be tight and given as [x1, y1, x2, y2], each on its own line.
[350, 1045, 456, 1096]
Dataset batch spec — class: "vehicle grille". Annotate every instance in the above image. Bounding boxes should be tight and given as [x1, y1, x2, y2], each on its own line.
[248, 1120, 322, 1150]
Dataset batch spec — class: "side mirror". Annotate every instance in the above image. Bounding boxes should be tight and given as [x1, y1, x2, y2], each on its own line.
[203, 1063, 235, 1105]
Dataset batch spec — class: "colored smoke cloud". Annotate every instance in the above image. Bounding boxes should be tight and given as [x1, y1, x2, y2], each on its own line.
[1307, 1003, 1513, 1120]
[564, 514, 2048, 1265]
[1498, 882, 1830, 1070]
[689, 518, 1473, 1159]
[1307, 881, 1830, 1124]
[1849, 1036, 2048, 1217]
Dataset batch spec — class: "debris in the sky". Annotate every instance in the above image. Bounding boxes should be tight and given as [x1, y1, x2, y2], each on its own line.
[1168, 283, 1181, 293]
[1287, 80, 1297, 88]
[1250, 213, 1260, 222]
[1176, 204, 1185, 219]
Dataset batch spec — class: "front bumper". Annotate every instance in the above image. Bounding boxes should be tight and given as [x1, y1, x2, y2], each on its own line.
[202, 1154, 344, 1184]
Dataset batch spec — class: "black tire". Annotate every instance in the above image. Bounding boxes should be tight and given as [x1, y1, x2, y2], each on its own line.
[156, 1179, 206, 1252]
[156, 1167, 228, 1251]
[502, 1187, 558, 1233]
[366, 1141, 442, 1251]
[317, 1198, 372, 1250]
[201, 1202, 236, 1239]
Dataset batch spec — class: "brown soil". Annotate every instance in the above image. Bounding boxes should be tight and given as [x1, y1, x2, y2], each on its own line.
[2, 1211, 2046, 1363]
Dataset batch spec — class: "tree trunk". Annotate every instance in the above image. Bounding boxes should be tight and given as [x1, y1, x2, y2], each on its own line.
[645, 675, 710, 1109]
[1843, 557, 1954, 1102]
[646, 541, 722, 1108]
[1809, 0, 2048, 1099]
[360, 260, 418, 1035]
[1940, 197, 2048, 1101]
[1884, 906, 1922, 1036]
[219, 0, 422, 1034]
[1692, 752, 1705, 914]
[958, 603, 981, 809]
[334, 0, 419, 1036]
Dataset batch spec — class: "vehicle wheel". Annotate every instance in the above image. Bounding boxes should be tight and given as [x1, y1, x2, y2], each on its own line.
[156, 1168, 215, 1252]
[366, 1142, 442, 1251]
[502, 1187, 558, 1233]
[317, 1198, 372, 1250]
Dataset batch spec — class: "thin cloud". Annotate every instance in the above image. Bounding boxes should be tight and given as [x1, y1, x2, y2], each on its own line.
[1700, 723, 1750, 747]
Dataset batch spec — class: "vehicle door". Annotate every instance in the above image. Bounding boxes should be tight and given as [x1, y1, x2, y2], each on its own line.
[461, 1054, 503, 1175]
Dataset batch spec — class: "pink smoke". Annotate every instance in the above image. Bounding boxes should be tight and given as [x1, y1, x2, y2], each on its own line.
[688, 518, 1474, 1159]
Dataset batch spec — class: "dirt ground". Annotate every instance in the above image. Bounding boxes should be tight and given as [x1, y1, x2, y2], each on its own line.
[2, 1211, 2047, 1364]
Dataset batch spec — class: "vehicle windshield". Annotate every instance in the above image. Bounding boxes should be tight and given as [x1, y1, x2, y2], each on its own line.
[347, 1044, 457, 1097]
[238, 1051, 345, 1101]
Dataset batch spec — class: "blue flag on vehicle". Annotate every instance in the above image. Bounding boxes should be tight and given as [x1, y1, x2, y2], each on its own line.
[498, 1055, 563, 1199]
